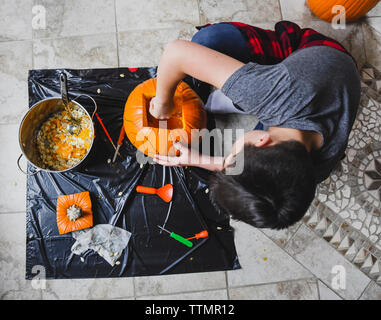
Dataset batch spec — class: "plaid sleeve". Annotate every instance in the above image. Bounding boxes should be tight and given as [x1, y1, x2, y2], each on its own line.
[197, 21, 356, 67]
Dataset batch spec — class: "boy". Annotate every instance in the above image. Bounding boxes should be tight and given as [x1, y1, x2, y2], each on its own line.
[151, 21, 361, 230]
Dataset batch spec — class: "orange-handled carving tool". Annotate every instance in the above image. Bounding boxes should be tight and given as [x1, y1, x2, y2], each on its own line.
[136, 184, 173, 202]
[95, 113, 122, 159]
[186, 230, 209, 240]
[95, 113, 116, 150]
[112, 125, 125, 163]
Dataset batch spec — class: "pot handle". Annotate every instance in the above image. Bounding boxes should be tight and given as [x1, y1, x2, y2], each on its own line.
[72, 94, 98, 120]
[17, 154, 41, 176]
[60, 72, 69, 106]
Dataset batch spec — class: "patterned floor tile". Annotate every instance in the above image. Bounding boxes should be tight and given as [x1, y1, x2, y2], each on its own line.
[245, 0, 282, 23]
[318, 280, 343, 300]
[134, 271, 227, 297]
[0, 213, 40, 299]
[118, 26, 195, 68]
[367, 1, 381, 17]
[229, 279, 319, 300]
[136, 289, 228, 300]
[366, 17, 381, 35]
[363, 23, 381, 71]
[115, 0, 199, 32]
[303, 64, 381, 288]
[199, 0, 247, 24]
[0, 41, 32, 124]
[359, 281, 381, 299]
[285, 224, 371, 299]
[41, 278, 135, 300]
[0, 125, 27, 212]
[33, 33, 118, 69]
[0, 0, 33, 41]
[32, 0, 116, 39]
[279, 0, 318, 22]
[227, 221, 312, 288]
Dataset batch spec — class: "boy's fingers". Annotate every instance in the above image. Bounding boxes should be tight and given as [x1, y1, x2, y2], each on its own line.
[153, 157, 172, 166]
[153, 158, 172, 166]
[154, 160, 179, 167]
[153, 154, 180, 166]
[154, 154, 172, 161]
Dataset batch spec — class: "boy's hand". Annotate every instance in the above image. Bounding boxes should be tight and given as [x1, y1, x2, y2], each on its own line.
[153, 141, 224, 171]
[153, 142, 198, 167]
[149, 96, 174, 119]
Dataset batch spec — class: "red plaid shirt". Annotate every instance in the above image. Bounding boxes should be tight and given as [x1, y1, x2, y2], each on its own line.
[198, 21, 355, 66]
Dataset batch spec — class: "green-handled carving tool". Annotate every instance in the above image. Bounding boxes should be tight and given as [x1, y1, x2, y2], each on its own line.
[157, 225, 193, 248]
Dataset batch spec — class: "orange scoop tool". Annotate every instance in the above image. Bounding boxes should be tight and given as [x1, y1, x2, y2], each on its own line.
[136, 184, 173, 203]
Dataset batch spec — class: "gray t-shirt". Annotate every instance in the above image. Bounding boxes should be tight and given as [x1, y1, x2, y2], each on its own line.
[221, 46, 361, 183]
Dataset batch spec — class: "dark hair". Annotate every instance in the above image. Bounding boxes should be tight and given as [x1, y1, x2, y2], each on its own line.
[209, 140, 317, 230]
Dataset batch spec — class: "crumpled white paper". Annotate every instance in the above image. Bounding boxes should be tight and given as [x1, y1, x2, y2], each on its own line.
[71, 224, 131, 266]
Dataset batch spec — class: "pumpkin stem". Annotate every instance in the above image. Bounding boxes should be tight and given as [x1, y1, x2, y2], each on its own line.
[67, 204, 82, 221]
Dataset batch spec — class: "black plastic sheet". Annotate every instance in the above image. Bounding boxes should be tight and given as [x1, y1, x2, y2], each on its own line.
[25, 67, 240, 279]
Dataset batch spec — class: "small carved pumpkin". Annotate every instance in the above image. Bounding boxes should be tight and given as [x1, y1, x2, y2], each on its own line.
[56, 191, 93, 234]
[307, 0, 379, 22]
[123, 78, 207, 157]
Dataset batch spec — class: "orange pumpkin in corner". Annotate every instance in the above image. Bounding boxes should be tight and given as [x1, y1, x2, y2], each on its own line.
[56, 191, 93, 235]
[307, 0, 379, 22]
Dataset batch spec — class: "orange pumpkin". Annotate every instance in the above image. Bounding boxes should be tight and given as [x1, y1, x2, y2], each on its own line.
[56, 191, 93, 235]
[123, 78, 207, 157]
[307, 0, 379, 22]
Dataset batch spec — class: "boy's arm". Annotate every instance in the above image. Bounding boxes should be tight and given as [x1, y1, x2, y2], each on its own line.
[153, 142, 225, 171]
[150, 40, 244, 119]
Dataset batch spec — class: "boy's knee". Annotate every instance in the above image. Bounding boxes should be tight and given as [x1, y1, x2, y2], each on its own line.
[191, 25, 224, 49]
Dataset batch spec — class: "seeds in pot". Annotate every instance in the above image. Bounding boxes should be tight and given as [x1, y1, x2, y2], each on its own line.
[36, 105, 93, 170]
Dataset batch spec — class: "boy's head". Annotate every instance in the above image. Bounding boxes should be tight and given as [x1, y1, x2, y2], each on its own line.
[209, 133, 317, 230]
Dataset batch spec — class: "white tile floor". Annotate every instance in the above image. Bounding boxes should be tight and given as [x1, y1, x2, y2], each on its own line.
[1, 0, 381, 300]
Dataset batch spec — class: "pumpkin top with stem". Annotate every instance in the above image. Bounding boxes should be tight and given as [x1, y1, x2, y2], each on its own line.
[56, 191, 93, 235]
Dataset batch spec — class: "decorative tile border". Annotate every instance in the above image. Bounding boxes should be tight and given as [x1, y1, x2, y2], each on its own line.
[304, 64, 381, 286]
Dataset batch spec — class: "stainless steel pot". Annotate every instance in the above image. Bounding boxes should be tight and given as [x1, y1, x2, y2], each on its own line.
[18, 73, 97, 175]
